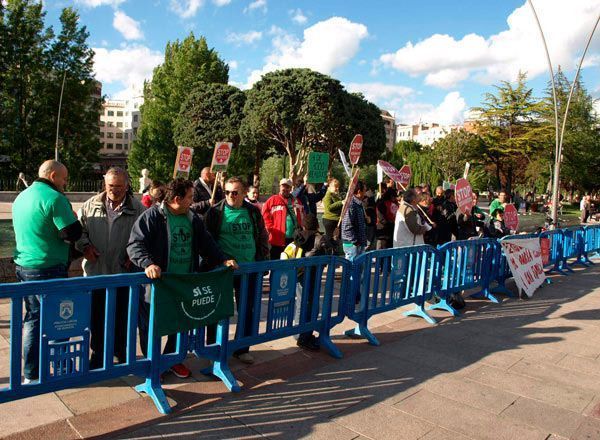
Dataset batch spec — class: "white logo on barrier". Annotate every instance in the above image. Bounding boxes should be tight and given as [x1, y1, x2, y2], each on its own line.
[59, 300, 74, 320]
[280, 273, 288, 289]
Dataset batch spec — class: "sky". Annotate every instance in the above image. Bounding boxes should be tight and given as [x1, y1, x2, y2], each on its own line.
[41, 0, 600, 125]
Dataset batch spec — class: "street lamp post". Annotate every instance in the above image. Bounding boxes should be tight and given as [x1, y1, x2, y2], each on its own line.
[55, 71, 67, 162]
[528, 0, 600, 227]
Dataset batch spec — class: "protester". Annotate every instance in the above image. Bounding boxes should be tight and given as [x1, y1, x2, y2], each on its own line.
[363, 185, 377, 251]
[375, 187, 398, 249]
[127, 178, 237, 378]
[393, 189, 432, 247]
[290, 213, 327, 351]
[489, 191, 507, 219]
[12, 160, 82, 383]
[76, 167, 146, 369]
[322, 178, 343, 241]
[293, 174, 327, 216]
[245, 185, 262, 210]
[191, 167, 223, 216]
[205, 177, 268, 364]
[457, 191, 487, 240]
[262, 178, 304, 260]
[487, 205, 511, 238]
[141, 181, 165, 208]
[581, 194, 591, 224]
[341, 180, 367, 261]
[436, 189, 458, 244]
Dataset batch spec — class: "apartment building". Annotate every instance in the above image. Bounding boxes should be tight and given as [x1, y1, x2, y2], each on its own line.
[98, 92, 143, 170]
[381, 110, 397, 151]
[395, 122, 463, 147]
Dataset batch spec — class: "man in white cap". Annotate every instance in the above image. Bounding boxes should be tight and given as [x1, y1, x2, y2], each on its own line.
[262, 178, 303, 260]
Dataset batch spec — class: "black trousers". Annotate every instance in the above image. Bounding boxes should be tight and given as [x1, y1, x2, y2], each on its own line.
[90, 286, 130, 367]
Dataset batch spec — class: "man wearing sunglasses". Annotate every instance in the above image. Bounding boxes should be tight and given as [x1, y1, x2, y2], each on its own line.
[205, 177, 269, 364]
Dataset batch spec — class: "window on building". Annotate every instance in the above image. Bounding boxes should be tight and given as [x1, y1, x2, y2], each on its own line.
[124, 132, 128, 139]
[99, 132, 104, 138]
[124, 122, 129, 128]
[107, 132, 113, 138]
[116, 122, 123, 128]
[107, 121, 114, 127]
[124, 143, 128, 150]
[107, 110, 114, 116]
[116, 132, 123, 139]
[107, 143, 113, 149]
[133, 127, 138, 135]
[133, 115, 138, 123]
[116, 111, 123, 117]
[99, 121, 105, 127]
[116, 144, 123, 149]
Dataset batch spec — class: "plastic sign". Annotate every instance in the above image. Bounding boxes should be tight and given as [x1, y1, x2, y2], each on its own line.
[398, 165, 412, 188]
[211, 142, 233, 173]
[173, 146, 194, 178]
[339, 169, 360, 224]
[307, 152, 329, 183]
[349, 134, 363, 165]
[540, 237, 551, 266]
[504, 203, 519, 231]
[455, 178, 474, 215]
[377, 160, 404, 185]
[338, 149, 351, 177]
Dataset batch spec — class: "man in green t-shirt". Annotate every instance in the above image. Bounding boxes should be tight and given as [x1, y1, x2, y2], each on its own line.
[128, 178, 238, 378]
[12, 160, 82, 382]
[205, 177, 269, 364]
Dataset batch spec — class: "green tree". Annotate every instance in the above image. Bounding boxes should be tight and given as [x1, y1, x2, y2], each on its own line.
[472, 72, 550, 194]
[174, 83, 246, 175]
[241, 68, 346, 180]
[431, 130, 484, 181]
[128, 34, 229, 184]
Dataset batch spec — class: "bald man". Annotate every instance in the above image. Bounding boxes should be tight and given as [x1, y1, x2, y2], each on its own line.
[190, 166, 224, 216]
[12, 160, 82, 383]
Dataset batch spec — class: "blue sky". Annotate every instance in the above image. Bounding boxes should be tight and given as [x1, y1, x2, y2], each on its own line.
[43, 0, 600, 124]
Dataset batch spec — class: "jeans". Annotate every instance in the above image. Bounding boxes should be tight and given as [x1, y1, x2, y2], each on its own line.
[16, 264, 68, 381]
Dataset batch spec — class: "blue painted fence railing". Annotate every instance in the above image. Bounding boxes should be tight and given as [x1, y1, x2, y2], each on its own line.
[1, 226, 597, 414]
[344, 245, 439, 346]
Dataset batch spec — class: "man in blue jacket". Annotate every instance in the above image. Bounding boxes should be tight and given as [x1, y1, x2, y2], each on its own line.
[341, 180, 367, 261]
[127, 178, 238, 378]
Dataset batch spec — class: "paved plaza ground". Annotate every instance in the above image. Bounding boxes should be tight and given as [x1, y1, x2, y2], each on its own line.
[1, 261, 600, 439]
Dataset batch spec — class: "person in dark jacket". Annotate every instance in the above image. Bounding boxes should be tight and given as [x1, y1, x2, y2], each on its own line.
[342, 180, 367, 261]
[292, 214, 327, 351]
[375, 187, 397, 250]
[205, 177, 269, 364]
[487, 206, 511, 238]
[437, 189, 458, 244]
[190, 167, 224, 216]
[292, 174, 327, 216]
[127, 178, 237, 378]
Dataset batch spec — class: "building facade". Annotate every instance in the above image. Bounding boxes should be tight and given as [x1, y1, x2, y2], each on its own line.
[381, 110, 397, 151]
[98, 92, 143, 171]
[395, 122, 463, 147]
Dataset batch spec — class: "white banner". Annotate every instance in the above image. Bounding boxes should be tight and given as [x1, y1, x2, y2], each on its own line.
[501, 238, 546, 297]
[338, 149, 352, 178]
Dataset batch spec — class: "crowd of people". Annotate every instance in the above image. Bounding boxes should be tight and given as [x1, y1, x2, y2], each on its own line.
[12, 159, 518, 383]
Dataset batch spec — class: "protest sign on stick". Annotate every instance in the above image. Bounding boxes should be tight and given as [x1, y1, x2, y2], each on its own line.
[455, 178, 474, 215]
[307, 152, 329, 183]
[501, 239, 546, 297]
[338, 149, 352, 178]
[398, 165, 412, 188]
[336, 169, 361, 236]
[504, 204, 519, 231]
[349, 134, 363, 165]
[173, 146, 194, 179]
[210, 142, 233, 202]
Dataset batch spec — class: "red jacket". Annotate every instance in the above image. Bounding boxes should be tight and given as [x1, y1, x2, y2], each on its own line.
[262, 194, 303, 247]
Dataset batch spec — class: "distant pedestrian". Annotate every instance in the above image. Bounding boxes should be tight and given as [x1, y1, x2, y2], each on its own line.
[245, 185, 262, 210]
[13, 160, 83, 383]
[581, 195, 591, 224]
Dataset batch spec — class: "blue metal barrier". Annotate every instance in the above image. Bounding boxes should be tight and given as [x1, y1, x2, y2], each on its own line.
[344, 245, 439, 346]
[583, 225, 600, 263]
[434, 238, 499, 309]
[561, 226, 588, 271]
[201, 256, 351, 388]
[539, 229, 566, 275]
[0, 273, 177, 414]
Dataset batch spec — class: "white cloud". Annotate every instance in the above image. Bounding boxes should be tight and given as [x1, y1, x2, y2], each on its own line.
[290, 8, 307, 24]
[226, 30, 262, 45]
[245, 17, 368, 87]
[93, 45, 162, 91]
[244, 0, 266, 13]
[345, 82, 414, 110]
[396, 92, 467, 125]
[75, 0, 125, 7]
[170, 0, 204, 18]
[113, 10, 144, 40]
[228, 60, 239, 70]
[213, 0, 231, 5]
[380, 0, 600, 88]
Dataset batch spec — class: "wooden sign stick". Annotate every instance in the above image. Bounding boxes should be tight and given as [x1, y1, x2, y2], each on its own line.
[210, 171, 220, 204]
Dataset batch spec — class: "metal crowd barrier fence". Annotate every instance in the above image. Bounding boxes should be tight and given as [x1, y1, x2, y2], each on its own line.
[344, 245, 440, 346]
[539, 229, 566, 275]
[583, 225, 600, 263]
[561, 226, 588, 272]
[493, 234, 538, 294]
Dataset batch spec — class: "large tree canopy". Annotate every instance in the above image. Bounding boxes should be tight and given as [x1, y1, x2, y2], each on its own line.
[128, 34, 229, 185]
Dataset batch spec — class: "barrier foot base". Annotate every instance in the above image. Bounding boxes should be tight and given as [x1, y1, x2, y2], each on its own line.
[136, 379, 171, 414]
[471, 289, 500, 304]
[202, 362, 240, 392]
[404, 306, 437, 325]
[345, 324, 380, 346]
[547, 267, 569, 276]
[588, 252, 600, 261]
[319, 335, 343, 359]
[427, 299, 459, 317]
[491, 285, 515, 297]
[560, 264, 575, 273]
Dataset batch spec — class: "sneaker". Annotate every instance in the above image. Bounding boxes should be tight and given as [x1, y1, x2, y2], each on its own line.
[297, 335, 320, 352]
[233, 352, 255, 364]
[169, 363, 191, 378]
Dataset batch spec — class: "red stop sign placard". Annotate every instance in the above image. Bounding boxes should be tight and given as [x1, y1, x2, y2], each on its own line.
[398, 165, 411, 188]
[178, 147, 192, 171]
[211, 142, 233, 172]
[503, 203, 519, 231]
[455, 178, 474, 215]
[349, 134, 363, 165]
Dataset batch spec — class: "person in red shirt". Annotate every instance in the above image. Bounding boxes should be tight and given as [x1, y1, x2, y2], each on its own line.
[262, 178, 303, 260]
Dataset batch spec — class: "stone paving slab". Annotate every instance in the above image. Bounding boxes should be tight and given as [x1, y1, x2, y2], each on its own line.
[2, 263, 600, 439]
